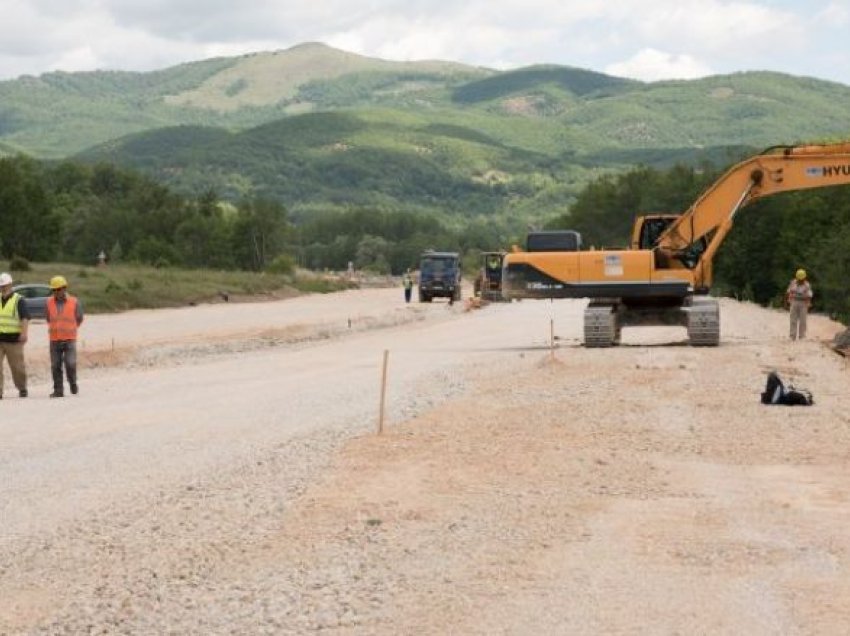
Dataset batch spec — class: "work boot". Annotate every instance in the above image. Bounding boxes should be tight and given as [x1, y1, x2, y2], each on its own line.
[50, 391, 64, 398]
[19, 389, 27, 398]
[70, 384, 78, 395]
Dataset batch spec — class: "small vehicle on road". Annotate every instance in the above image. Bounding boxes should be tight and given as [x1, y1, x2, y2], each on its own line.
[12, 283, 52, 319]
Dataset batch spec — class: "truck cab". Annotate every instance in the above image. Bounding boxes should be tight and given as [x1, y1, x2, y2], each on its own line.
[418, 250, 461, 302]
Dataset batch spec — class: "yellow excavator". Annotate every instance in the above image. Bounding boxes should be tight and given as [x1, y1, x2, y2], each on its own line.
[502, 141, 850, 346]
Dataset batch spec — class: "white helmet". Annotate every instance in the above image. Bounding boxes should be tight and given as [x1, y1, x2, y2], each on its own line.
[0, 272, 13, 287]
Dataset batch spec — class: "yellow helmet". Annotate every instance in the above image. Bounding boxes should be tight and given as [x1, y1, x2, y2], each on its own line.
[795, 269, 806, 281]
[50, 275, 68, 290]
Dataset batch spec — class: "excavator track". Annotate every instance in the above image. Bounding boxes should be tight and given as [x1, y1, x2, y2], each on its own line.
[584, 305, 620, 347]
[686, 298, 720, 346]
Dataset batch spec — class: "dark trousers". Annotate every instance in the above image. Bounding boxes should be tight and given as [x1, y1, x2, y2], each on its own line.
[50, 340, 78, 394]
[404, 287, 412, 303]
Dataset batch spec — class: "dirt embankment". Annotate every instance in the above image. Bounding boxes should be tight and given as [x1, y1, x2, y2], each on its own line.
[2, 292, 849, 634]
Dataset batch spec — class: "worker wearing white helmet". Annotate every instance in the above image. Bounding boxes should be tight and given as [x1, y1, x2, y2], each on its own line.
[786, 268, 813, 341]
[45, 275, 85, 397]
[0, 271, 30, 399]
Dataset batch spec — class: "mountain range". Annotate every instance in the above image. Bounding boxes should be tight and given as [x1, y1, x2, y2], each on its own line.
[3, 42, 850, 224]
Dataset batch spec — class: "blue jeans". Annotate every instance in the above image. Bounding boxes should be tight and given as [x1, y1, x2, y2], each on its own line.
[50, 340, 78, 394]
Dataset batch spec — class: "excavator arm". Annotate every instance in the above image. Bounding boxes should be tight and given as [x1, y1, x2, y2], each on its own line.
[655, 142, 850, 288]
[501, 139, 850, 347]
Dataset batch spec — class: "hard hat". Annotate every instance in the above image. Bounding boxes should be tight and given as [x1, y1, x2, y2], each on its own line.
[50, 275, 68, 290]
[0, 272, 12, 287]
[795, 268, 806, 281]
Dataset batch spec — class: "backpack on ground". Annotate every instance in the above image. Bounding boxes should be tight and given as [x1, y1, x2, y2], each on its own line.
[783, 386, 814, 406]
[761, 371, 784, 404]
[761, 371, 814, 406]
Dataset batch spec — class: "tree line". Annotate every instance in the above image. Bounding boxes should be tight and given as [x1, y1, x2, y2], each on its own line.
[5, 152, 846, 321]
[0, 155, 512, 275]
[0, 156, 293, 272]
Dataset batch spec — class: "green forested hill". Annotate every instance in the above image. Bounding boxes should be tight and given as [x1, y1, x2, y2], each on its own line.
[0, 43, 490, 158]
[76, 113, 530, 228]
[0, 57, 241, 157]
[452, 65, 639, 103]
[4, 42, 850, 162]
[5, 42, 850, 239]
[75, 108, 718, 229]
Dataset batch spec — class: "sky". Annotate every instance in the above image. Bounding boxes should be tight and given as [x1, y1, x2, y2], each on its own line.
[1, 0, 849, 85]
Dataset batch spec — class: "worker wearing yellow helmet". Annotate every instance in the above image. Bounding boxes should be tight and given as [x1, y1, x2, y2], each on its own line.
[786, 268, 813, 341]
[45, 275, 85, 397]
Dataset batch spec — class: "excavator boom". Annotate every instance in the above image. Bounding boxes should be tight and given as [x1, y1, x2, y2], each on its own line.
[657, 142, 850, 288]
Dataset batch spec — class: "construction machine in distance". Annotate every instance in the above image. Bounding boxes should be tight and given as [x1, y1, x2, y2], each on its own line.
[473, 251, 508, 301]
[502, 141, 850, 347]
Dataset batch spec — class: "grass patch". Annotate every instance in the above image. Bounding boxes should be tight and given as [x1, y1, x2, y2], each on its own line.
[10, 262, 353, 314]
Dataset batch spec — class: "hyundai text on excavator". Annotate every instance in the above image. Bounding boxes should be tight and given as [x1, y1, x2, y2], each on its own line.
[502, 141, 850, 347]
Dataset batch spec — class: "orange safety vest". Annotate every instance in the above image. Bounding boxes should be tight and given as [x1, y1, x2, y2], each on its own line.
[46, 295, 79, 341]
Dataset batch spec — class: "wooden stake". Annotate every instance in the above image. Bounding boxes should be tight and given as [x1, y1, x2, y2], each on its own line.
[550, 318, 555, 360]
[378, 349, 389, 435]
[549, 298, 555, 361]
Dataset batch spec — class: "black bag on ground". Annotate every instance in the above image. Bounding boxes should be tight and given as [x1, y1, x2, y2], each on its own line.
[783, 386, 814, 406]
[761, 371, 814, 406]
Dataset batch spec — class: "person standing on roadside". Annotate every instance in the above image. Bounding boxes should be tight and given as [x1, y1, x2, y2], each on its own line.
[45, 275, 84, 397]
[786, 268, 813, 341]
[402, 268, 414, 303]
[0, 272, 29, 399]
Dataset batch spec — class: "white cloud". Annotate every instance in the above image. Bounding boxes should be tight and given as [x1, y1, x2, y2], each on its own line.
[813, 1, 850, 26]
[327, 14, 520, 67]
[618, 0, 801, 51]
[0, 0, 848, 84]
[605, 48, 713, 81]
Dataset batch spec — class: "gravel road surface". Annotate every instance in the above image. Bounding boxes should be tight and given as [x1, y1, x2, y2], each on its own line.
[2, 288, 848, 634]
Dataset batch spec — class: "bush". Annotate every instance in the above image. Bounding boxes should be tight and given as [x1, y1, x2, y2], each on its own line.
[266, 254, 296, 275]
[8, 255, 30, 272]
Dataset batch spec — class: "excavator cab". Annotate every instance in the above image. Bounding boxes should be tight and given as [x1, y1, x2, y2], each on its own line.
[632, 214, 707, 270]
[632, 215, 678, 250]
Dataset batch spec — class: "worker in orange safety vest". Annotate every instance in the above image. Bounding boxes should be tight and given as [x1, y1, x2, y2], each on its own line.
[45, 275, 84, 398]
